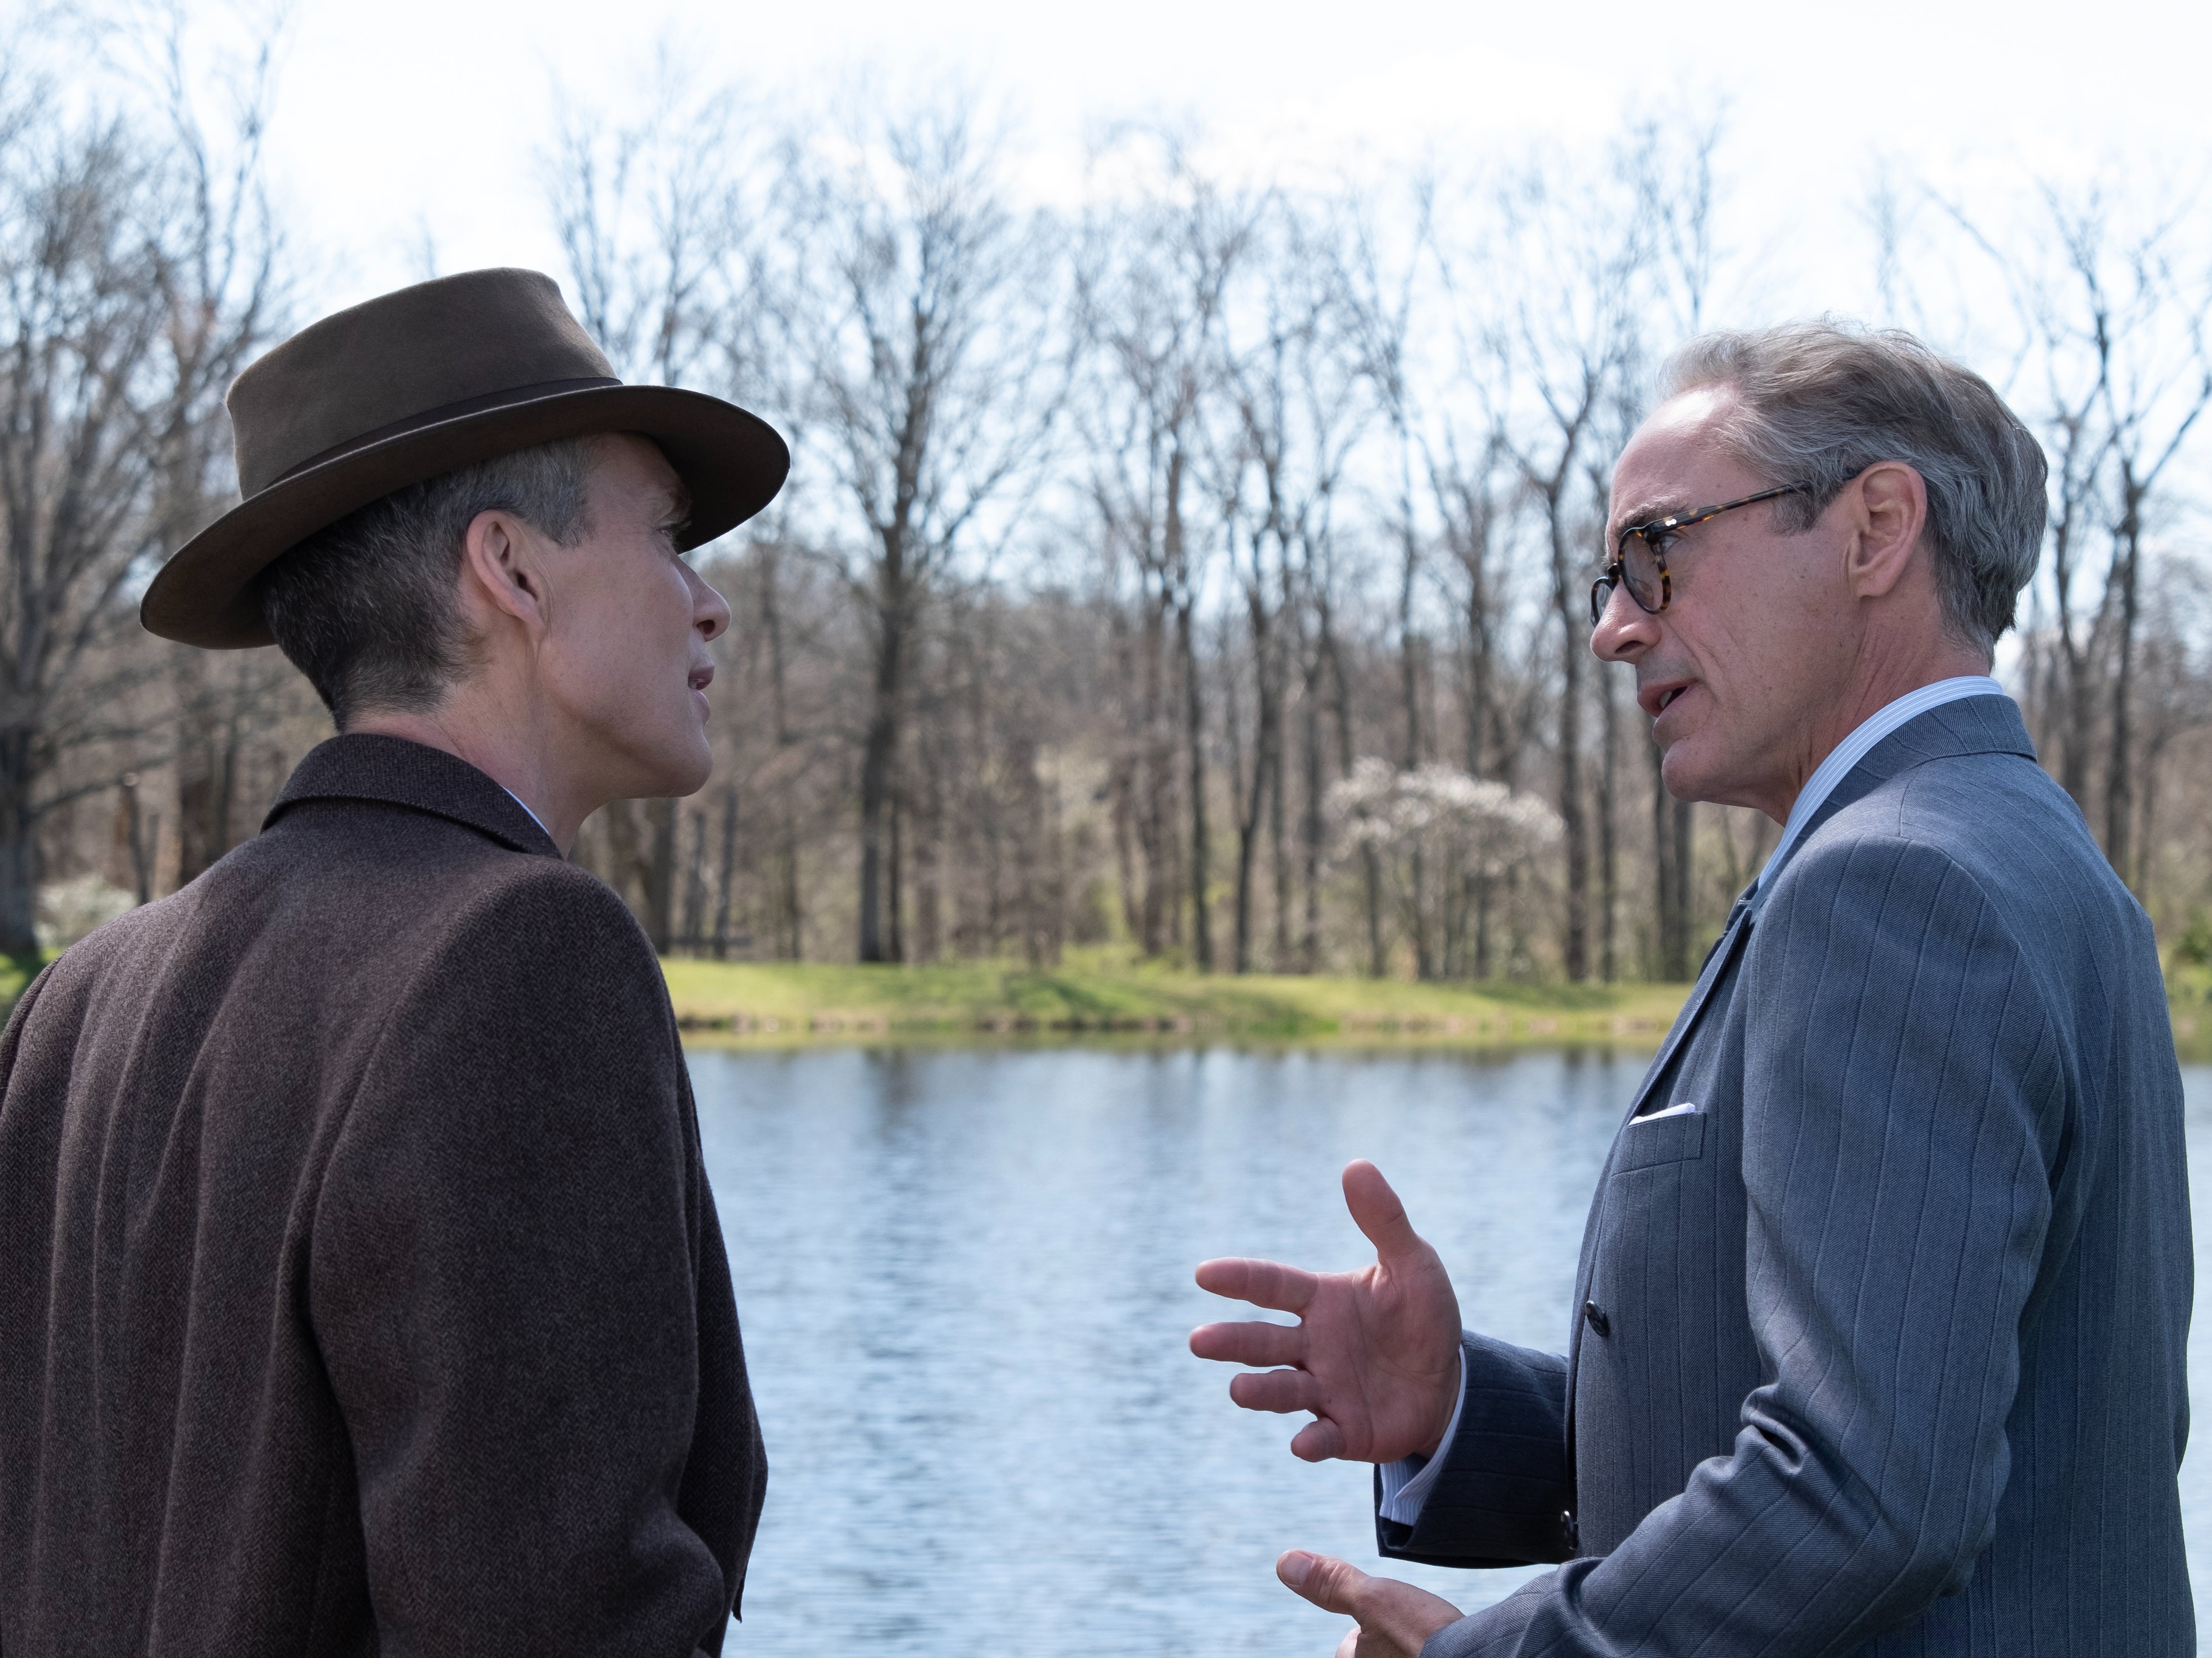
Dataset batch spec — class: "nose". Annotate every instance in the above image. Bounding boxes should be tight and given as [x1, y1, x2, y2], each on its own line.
[1590, 580, 1659, 664]
[687, 563, 731, 644]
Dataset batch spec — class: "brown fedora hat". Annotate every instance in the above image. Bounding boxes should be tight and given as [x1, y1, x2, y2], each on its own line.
[141, 266, 789, 649]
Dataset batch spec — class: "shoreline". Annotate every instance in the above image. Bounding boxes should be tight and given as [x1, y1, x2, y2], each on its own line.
[9, 951, 2208, 1061]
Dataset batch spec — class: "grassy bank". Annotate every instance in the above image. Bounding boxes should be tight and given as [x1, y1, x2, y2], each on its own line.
[666, 954, 2212, 1057]
[1, 953, 35, 1022]
[661, 953, 1692, 1047]
[4, 948, 2206, 1060]
[2170, 964, 2212, 1065]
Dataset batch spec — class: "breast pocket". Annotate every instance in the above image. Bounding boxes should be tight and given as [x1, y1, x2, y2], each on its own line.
[1613, 1109, 1706, 1171]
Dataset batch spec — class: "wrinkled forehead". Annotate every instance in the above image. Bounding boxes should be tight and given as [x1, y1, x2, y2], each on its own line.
[1607, 386, 1759, 534]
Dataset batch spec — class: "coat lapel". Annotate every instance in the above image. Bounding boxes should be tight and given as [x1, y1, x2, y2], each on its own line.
[1624, 891, 1754, 1119]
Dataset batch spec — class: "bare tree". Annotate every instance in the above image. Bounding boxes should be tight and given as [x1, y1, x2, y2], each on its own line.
[1335, 179, 1438, 974]
[772, 88, 1063, 961]
[1073, 131, 1257, 970]
[2077, 240, 2211, 885]
[1211, 203, 1366, 973]
[1481, 157, 1645, 981]
[0, 42, 278, 955]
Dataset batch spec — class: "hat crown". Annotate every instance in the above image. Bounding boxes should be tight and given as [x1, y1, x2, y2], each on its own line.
[228, 268, 617, 498]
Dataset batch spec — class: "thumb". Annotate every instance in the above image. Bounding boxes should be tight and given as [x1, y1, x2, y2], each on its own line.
[1277, 1549, 1370, 1616]
[1343, 1160, 1424, 1260]
[1283, 1549, 1466, 1654]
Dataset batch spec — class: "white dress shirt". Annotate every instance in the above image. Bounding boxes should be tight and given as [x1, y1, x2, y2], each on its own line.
[1378, 674, 2006, 1529]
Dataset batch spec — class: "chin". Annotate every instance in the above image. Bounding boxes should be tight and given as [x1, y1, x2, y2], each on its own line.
[669, 727, 716, 796]
[1657, 741, 1713, 805]
[609, 722, 714, 801]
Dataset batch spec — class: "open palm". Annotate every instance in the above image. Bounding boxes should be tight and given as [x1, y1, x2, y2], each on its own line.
[1189, 1160, 1462, 1465]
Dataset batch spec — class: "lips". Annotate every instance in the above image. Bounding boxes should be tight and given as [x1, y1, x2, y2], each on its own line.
[1638, 679, 1694, 719]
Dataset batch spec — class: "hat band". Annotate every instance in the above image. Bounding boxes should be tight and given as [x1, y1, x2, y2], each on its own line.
[260, 375, 624, 493]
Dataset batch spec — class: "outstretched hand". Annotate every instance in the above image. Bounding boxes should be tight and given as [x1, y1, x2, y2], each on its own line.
[1190, 1160, 1462, 1464]
[1277, 1550, 1462, 1658]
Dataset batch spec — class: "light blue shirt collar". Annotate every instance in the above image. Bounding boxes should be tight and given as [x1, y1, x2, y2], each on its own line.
[1753, 676, 2004, 897]
[500, 785, 550, 836]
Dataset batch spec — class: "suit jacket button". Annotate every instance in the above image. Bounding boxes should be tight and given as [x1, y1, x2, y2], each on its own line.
[1583, 1300, 1611, 1337]
[1561, 1510, 1580, 1554]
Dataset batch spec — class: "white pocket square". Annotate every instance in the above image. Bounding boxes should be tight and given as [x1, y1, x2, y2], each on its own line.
[1640, 1100, 1701, 1120]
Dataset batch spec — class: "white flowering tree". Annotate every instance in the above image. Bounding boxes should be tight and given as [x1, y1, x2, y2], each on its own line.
[1326, 758, 1561, 979]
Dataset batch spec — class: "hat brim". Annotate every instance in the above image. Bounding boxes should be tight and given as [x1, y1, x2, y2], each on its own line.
[141, 382, 790, 648]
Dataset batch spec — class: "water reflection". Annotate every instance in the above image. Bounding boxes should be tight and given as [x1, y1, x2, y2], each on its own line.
[693, 1047, 2212, 1654]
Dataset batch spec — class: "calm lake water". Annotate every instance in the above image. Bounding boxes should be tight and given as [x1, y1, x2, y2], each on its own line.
[694, 1046, 2212, 1655]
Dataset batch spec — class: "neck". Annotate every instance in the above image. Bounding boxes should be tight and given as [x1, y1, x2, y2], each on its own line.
[1763, 635, 1993, 824]
[345, 696, 588, 852]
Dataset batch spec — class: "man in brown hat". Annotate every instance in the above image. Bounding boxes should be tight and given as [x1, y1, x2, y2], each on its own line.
[0, 268, 785, 1655]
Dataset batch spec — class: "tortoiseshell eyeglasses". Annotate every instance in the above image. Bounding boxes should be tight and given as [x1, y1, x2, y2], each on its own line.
[1589, 483, 1811, 628]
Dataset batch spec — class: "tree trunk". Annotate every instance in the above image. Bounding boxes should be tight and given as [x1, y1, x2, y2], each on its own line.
[858, 595, 904, 962]
[1269, 690, 1292, 972]
[1598, 667, 1619, 983]
[779, 805, 803, 960]
[1139, 599, 1172, 955]
[679, 807, 708, 951]
[1400, 529, 1432, 980]
[1179, 597, 1213, 972]
[1671, 797, 1694, 975]
[1550, 506, 1590, 981]
[1321, 613, 1385, 977]
[1648, 741, 1694, 980]
[1300, 671, 1324, 973]
[913, 761, 943, 964]
[0, 729, 36, 957]
[645, 797, 676, 954]
[886, 788, 906, 964]
[122, 778, 154, 907]
[714, 783, 737, 960]
[2104, 501, 2141, 886]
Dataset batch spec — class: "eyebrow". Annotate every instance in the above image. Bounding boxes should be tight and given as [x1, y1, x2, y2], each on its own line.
[1610, 498, 1692, 537]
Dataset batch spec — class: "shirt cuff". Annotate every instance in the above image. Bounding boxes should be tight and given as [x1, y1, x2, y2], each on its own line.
[1376, 1346, 1466, 1526]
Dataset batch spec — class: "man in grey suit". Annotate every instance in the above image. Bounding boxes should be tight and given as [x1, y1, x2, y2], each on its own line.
[1192, 322, 2193, 1655]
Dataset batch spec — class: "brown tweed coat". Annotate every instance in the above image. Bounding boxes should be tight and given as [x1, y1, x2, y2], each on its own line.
[0, 734, 766, 1656]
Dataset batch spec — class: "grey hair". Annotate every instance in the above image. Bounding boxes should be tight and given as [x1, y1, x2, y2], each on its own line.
[1659, 321, 2047, 654]
[258, 437, 595, 726]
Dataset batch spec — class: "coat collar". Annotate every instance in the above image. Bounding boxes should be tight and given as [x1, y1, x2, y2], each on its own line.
[264, 733, 560, 857]
[1746, 694, 2034, 919]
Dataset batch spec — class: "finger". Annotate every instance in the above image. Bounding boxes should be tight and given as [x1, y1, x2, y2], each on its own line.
[1188, 1319, 1305, 1366]
[1335, 1629, 1359, 1658]
[1276, 1550, 1371, 1617]
[1289, 1414, 1348, 1462]
[1342, 1161, 1426, 1262]
[1196, 1256, 1321, 1313]
[1227, 1366, 1323, 1414]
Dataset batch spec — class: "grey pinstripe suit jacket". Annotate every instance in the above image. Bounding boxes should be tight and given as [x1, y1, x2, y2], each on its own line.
[1380, 696, 2194, 1655]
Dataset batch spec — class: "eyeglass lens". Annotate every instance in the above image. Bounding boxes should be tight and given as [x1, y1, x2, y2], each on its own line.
[1589, 533, 1667, 627]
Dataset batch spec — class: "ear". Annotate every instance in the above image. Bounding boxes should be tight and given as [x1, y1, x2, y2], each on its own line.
[1842, 461, 1929, 601]
[457, 509, 550, 637]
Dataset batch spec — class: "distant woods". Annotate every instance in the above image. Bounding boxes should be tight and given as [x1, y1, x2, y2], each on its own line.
[5, 53, 2210, 976]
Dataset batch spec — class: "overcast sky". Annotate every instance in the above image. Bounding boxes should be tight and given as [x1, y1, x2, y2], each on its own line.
[222, 0, 2211, 319]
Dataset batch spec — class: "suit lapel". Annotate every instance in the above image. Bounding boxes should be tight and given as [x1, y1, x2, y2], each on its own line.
[1624, 892, 1754, 1119]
